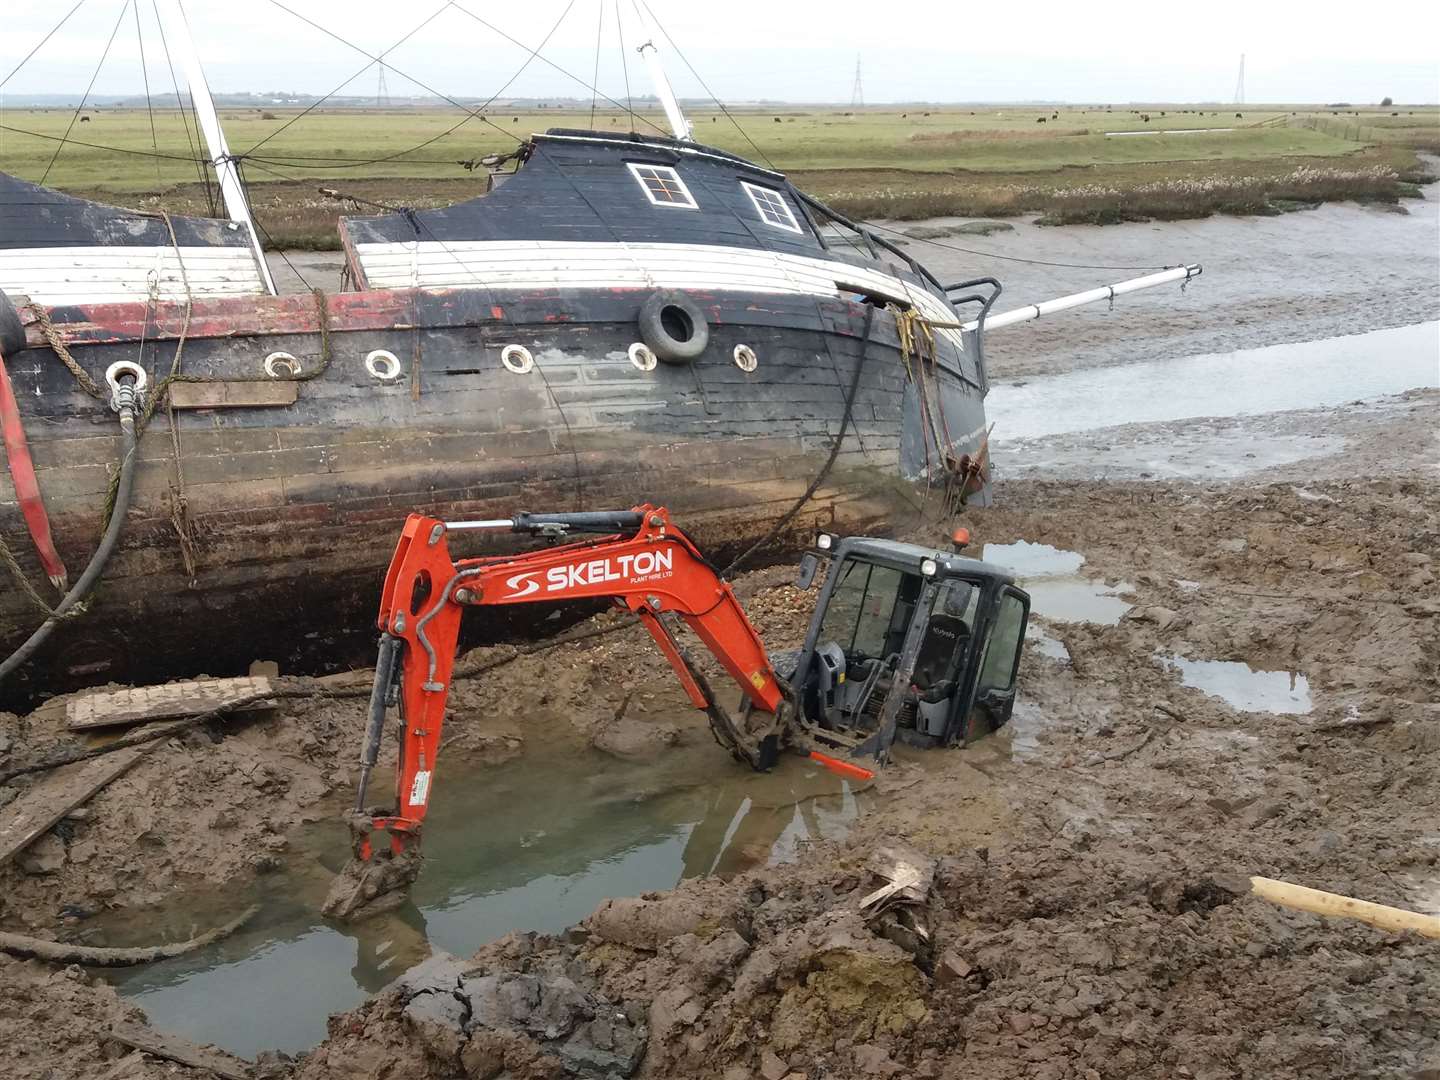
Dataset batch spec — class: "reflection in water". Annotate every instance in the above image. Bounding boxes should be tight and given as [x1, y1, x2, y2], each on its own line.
[1157, 654, 1313, 714]
[983, 540, 1134, 625]
[987, 321, 1440, 441]
[103, 743, 870, 1058]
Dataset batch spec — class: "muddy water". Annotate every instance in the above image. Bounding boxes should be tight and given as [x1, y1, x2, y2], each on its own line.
[101, 741, 872, 1058]
[1158, 654, 1313, 714]
[982, 540, 1134, 625]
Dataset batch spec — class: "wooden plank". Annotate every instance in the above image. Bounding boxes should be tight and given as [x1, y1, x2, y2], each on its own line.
[65, 676, 274, 731]
[106, 1022, 252, 1080]
[0, 750, 145, 866]
[168, 381, 300, 409]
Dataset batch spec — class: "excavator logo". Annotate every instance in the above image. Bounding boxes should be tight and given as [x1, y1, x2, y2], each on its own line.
[502, 551, 675, 599]
[504, 571, 543, 598]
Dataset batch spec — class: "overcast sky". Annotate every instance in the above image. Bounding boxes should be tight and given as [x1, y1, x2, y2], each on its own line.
[2, 0, 1437, 104]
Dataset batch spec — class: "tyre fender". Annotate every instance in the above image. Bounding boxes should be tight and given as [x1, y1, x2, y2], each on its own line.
[0, 292, 26, 359]
[637, 290, 709, 363]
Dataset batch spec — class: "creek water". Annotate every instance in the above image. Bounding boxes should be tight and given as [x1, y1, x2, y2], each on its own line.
[986, 320, 1439, 443]
[100, 741, 871, 1059]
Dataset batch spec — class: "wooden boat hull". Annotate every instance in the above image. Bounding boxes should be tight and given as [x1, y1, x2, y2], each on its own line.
[0, 285, 988, 704]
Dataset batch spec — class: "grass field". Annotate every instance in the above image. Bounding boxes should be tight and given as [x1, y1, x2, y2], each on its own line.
[1, 103, 1434, 246]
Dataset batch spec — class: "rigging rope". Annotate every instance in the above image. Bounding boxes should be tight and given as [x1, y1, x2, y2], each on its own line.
[244, 1, 454, 158]
[0, 0, 90, 90]
[448, 0, 666, 136]
[263, 0, 581, 174]
[589, 0, 605, 128]
[131, 0, 162, 187]
[615, 0, 633, 132]
[0, 123, 209, 162]
[149, 0, 210, 199]
[636, 0, 776, 169]
[859, 218, 1180, 272]
[40, 0, 132, 186]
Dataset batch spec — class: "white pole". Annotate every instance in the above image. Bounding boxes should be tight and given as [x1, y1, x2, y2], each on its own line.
[630, 2, 691, 141]
[962, 265, 1202, 332]
[157, 0, 277, 295]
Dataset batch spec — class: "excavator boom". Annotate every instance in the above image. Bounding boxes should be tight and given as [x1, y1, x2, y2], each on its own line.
[324, 505, 808, 919]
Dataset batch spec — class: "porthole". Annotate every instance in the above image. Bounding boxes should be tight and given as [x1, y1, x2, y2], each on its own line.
[264, 352, 302, 378]
[733, 344, 758, 372]
[500, 344, 534, 374]
[365, 349, 403, 381]
[628, 342, 658, 371]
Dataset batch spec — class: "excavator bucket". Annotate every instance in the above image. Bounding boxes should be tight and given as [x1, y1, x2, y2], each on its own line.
[321, 813, 423, 921]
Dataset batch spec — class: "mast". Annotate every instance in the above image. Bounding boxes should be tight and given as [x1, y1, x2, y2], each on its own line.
[630, 3, 691, 141]
[156, 0, 277, 294]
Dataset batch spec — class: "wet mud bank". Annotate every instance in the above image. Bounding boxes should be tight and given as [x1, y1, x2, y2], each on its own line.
[3, 195, 1438, 1078]
[4, 455, 1437, 1079]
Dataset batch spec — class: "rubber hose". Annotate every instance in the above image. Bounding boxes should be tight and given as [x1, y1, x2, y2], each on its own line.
[0, 407, 138, 684]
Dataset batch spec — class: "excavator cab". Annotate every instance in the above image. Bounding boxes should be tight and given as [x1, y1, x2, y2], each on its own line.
[785, 533, 1030, 757]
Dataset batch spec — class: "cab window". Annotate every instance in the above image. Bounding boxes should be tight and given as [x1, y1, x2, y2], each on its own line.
[976, 589, 1027, 694]
[818, 560, 906, 657]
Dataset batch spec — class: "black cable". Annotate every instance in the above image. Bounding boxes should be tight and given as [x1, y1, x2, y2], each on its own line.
[448, 0, 666, 136]
[132, 0, 161, 186]
[637, 0, 776, 168]
[722, 305, 875, 578]
[40, 0, 132, 186]
[0, 0, 89, 89]
[589, 0, 604, 128]
[0, 404, 139, 684]
[246, 1, 453, 157]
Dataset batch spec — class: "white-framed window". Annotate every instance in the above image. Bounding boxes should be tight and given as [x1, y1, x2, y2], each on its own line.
[627, 163, 699, 209]
[742, 181, 803, 234]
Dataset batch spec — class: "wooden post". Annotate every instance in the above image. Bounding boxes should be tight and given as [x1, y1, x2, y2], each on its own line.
[1250, 876, 1440, 940]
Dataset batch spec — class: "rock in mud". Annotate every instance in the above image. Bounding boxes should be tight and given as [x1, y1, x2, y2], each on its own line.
[590, 717, 680, 761]
[18, 834, 66, 875]
[585, 883, 742, 950]
[306, 949, 644, 1080]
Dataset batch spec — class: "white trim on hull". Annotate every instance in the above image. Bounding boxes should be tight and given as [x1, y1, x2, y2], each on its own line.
[1, 246, 270, 306]
[352, 239, 967, 351]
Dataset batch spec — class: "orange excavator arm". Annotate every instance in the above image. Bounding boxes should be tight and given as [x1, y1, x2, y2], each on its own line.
[324, 505, 808, 918]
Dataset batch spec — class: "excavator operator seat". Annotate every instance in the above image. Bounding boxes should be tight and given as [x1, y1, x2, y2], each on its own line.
[913, 580, 979, 736]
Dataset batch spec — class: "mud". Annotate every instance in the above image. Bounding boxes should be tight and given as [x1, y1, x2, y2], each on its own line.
[3, 194, 1438, 1078]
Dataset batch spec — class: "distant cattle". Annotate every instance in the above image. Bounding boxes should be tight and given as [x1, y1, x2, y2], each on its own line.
[1036, 116, 1046, 124]
[79, 115, 90, 122]
[1235, 112, 1243, 119]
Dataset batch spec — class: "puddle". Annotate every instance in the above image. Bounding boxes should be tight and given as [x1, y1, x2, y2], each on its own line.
[1025, 623, 1071, 663]
[984, 540, 1134, 625]
[987, 321, 1439, 441]
[101, 740, 871, 1058]
[1001, 699, 1049, 760]
[1158, 654, 1313, 714]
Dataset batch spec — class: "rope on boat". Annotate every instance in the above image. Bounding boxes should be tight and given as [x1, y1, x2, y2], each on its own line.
[25, 304, 105, 401]
[894, 308, 990, 515]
